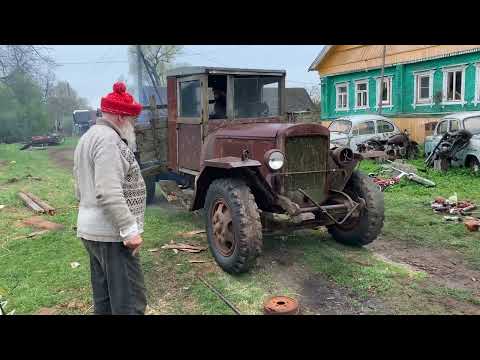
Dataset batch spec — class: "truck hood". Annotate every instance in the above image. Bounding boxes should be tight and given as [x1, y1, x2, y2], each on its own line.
[213, 122, 329, 140]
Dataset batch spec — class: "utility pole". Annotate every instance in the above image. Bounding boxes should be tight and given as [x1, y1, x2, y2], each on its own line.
[378, 45, 387, 115]
[136, 45, 143, 102]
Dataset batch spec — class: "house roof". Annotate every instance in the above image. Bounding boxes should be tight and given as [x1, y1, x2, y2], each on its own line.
[308, 45, 333, 71]
[166, 66, 286, 77]
[262, 88, 316, 113]
[284, 88, 316, 112]
[309, 45, 480, 77]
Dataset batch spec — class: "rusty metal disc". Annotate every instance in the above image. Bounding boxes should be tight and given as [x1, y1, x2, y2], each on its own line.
[263, 296, 299, 315]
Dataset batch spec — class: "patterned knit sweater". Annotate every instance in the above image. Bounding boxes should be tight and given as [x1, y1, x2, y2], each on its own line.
[74, 119, 146, 242]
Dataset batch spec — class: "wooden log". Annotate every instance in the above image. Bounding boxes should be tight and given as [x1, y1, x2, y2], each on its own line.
[17, 192, 45, 214]
[24, 192, 56, 215]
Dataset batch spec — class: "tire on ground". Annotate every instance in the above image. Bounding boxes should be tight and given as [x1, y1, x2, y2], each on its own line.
[328, 170, 384, 246]
[145, 176, 156, 205]
[204, 178, 262, 274]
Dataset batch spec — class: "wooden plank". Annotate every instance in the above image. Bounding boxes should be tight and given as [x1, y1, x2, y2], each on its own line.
[18, 192, 44, 214]
[24, 192, 55, 215]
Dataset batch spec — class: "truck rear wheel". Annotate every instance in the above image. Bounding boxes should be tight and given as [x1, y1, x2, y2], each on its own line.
[145, 176, 156, 205]
[327, 171, 384, 246]
[205, 178, 262, 274]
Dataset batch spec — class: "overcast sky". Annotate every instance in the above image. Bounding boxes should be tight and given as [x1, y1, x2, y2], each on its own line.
[48, 45, 324, 108]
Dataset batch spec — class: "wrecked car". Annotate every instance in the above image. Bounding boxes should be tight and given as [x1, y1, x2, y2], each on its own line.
[135, 66, 385, 274]
[328, 114, 400, 152]
[424, 112, 480, 171]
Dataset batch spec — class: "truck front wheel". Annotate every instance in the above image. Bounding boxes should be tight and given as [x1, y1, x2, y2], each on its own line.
[205, 178, 262, 274]
[327, 171, 384, 246]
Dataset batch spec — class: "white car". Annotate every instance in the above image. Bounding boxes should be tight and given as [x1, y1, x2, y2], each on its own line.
[328, 114, 400, 151]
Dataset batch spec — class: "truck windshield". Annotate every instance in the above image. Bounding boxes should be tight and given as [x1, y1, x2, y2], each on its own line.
[328, 120, 352, 134]
[463, 117, 480, 134]
[233, 76, 281, 119]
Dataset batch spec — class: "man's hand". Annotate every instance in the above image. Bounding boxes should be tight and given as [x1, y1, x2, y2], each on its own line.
[123, 234, 143, 256]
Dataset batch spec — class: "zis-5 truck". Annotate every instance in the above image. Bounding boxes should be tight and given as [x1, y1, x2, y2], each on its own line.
[134, 67, 384, 274]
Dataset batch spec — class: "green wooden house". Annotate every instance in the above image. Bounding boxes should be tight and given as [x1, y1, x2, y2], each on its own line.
[309, 45, 480, 142]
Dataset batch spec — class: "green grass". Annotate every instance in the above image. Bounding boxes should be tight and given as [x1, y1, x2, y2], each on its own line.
[0, 140, 89, 314]
[1, 140, 479, 314]
[358, 159, 480, 269]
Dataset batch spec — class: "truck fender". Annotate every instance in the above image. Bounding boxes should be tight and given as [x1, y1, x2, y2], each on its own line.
[190, 157, 272, 211]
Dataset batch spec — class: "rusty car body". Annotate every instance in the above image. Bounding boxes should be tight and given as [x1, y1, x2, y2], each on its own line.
[135, 66, 384, 274]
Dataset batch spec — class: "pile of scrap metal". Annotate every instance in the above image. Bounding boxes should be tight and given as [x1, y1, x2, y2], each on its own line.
[425, 130, 473, 170]
[369, 160, 436, 191]
[20, 133, 65, 150]
[431, 194, 480, 231]
[357, 131, 419, 160]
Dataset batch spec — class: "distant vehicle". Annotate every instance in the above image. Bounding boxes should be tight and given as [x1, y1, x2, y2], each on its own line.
[424, 112, 480, 171]
[20, 133, 65, 150]
[328, 114, 400, 151]
[73, 110, 97, 136]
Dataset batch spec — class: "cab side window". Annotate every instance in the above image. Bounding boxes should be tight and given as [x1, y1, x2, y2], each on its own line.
[179, 80, 201, 118]
[437, 120, 449, 135]
[377, 120, 395, 133]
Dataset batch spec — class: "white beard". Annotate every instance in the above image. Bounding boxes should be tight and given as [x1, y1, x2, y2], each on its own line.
[119, 120, 137, 152]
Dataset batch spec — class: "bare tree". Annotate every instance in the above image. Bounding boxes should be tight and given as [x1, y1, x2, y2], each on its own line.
[128, 45, 184, 88]
[0, 45, 56, 83]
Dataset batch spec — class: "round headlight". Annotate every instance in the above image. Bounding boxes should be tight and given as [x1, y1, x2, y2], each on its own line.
[267, 151, 285, 171]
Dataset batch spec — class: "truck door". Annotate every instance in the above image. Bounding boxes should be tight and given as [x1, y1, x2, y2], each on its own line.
[176, 75, 207, 173]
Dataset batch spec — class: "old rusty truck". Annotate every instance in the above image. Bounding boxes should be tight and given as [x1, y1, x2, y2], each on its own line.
[134, 66, 384, 274]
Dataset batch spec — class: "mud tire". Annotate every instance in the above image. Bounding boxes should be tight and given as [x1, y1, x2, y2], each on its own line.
[205, 178, 262, 274]
[145, 176, 156, 205]
[328, 171, 384, 246]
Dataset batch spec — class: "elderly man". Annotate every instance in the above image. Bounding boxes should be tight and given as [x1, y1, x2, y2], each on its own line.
[73, 82, 147, 315]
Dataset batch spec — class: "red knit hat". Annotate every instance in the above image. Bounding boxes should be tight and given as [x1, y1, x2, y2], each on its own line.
[100, 82, 142, 116]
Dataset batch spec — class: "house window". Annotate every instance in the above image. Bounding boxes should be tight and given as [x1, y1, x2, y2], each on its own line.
[376, 77, 392, 106]
[335, 83, 348, 110]
[442, 66, 465, 104]
[355, 80, 368, 109]
[414, 72, 432, 104]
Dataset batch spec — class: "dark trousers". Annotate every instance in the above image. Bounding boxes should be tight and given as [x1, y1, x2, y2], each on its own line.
[81, 239, 147, 315]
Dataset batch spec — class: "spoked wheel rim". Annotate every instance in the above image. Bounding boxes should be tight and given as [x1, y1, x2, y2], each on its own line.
[211, 199, 235, 257]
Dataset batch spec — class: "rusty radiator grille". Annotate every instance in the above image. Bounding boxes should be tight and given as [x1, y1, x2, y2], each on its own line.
[283, 135, 329, 204]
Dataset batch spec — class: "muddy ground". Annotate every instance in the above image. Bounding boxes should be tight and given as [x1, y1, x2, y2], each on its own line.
[48, 148, 74, 171]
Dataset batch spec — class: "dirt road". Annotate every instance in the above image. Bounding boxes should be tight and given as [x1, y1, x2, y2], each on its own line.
[48, 148, 74, 171]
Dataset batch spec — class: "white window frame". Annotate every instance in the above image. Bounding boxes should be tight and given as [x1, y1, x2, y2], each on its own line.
[413, 70, 434, 108]
[354, 79, 369, 110]
[442, 65, 466, 106]
[335, 82, 349, 111]
[375, 76, 393, 109]
[475, 63, 480, 106]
